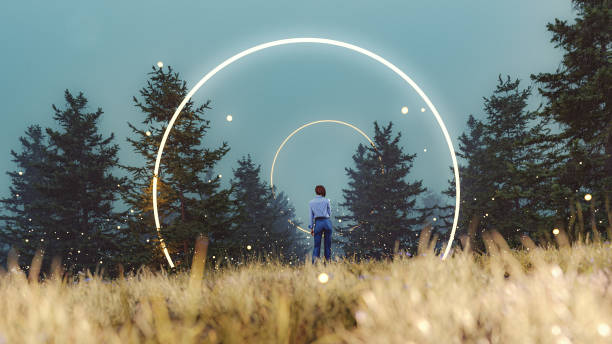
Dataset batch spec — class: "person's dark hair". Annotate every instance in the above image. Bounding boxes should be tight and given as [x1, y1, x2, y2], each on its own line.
[315, 185, 326, 197]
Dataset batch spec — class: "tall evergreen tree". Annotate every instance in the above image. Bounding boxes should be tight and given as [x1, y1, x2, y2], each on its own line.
[120, 65, 234, 270]
[228, 155, 304, 262]
[0, 125, 51, 267]
[532, 0, 611, 237]
[3, 90, 126, 273]
[447, 77, 551, 248]
[339, 121, 426, 259]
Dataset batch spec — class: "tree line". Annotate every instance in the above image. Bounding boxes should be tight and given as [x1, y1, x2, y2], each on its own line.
[0, 0, 610, 274]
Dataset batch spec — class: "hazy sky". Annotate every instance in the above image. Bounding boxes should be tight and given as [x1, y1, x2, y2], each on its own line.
[0, 0, 574, 227]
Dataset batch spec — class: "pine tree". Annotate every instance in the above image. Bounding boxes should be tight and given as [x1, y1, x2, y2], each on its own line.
[447, 77, 552, 248]
[0, 125, 52, 267]
[121, 65, 234, 270]
[531, 0, 612, 237]
[228, 155, 304, 262]
[18, 90, 125, 273]
[339, 121, 426, 259]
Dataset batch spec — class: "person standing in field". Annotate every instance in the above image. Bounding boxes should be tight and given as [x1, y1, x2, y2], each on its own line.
[308, 185, 332, 263]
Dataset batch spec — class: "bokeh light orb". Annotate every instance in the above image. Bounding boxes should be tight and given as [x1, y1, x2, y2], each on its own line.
[421, 107, 426, 112]
[226, 114, 233, 122]
[553, 228, 560, 235]
[401, 106, 409, 114]
[318, 272, 329, 284]
[584, 193, 592, 201]
[247, 245, 252, 250]
[145, 130, 152, 137]
[151, 38, 461, 267]
[157, 61, 164, 68]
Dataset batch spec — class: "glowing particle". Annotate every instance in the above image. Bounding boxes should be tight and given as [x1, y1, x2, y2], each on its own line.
[318, 272, 329, 284]
[598, 323, 610, 337]
[247, 245, 252, 250]
[417, 319, 431, 334]
[491, 197, 495, 201]
[130, 209, 134, 213]
[551, 266, 563, 278]
[338, 219, 342, 223]
[24, 239, 29, 243]
[18, 171, 23, 176]
[218, 174, 222, 178]
[421, 107, 426, 112]
[157, 61, 163, 68]
[226, 114, 233, 122]
[117, 225, 121, 229]
[553, 228, 560, 235]
[584, 194, 592, 201]
[145, 131, 152, 137]
[423, 148, 427, 152]
[433, 217, 437, 222]
[401, 106, 409, 114]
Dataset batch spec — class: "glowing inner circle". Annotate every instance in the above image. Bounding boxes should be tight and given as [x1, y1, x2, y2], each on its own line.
[152, 38, 461, 267]
[270, 119, 378, 234]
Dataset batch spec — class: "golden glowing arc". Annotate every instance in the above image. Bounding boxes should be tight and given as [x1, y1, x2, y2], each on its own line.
[152, 38, 461, 268]
[272, 120, 377, 234]
[270, 119, 376, 195]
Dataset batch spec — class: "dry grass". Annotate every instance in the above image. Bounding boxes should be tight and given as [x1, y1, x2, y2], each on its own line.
[1, 237, 612, 343]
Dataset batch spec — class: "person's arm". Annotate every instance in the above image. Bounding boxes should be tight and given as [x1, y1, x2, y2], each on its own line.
[309, 204, 314, 230]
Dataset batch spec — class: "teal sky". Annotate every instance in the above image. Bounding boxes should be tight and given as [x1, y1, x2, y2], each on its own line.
[0, 0, 574, 227]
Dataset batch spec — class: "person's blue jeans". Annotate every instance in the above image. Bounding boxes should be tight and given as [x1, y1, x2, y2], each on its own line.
[312, 218, 332, 263]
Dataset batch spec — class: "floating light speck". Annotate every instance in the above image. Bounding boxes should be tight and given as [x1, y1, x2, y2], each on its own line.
[423, 148, 427, 152]
[18, 171, 23, 176]
[247, 245, 252, 250]
[417, 319, 431, 334]
[553, 228, 560, 235]
[157, 61, 163, 68]
[338, 219, 342, 223]
[551, 266, 563, 278]
[598, 323, 610, 337]
[226, 114, 233, 122]
[584, 194, 592, 201]
[421, 107, 426, 112]
[24, 239, 29, 243]
[218, 174, 222, 178]
[401, 106, 409, 114]
[318, 272, 329, 284]
[146, 131, 152, 137]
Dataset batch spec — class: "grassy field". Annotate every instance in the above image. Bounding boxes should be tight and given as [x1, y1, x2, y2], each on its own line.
[1, 234, 612, 343]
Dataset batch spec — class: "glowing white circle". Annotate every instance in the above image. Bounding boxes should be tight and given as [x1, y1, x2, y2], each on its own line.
[152, 38, 461, 267]
[270, 119, 377, 195]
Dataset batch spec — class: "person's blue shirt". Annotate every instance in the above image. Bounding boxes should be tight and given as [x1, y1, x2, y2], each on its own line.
[308, 195, 331, 229]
